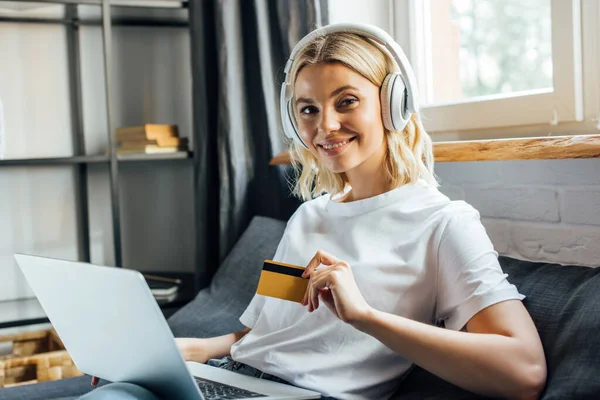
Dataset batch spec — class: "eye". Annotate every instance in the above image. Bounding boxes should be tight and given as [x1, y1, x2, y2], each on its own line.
[339, 97, 357, 107]
[300, 105, 318, 115]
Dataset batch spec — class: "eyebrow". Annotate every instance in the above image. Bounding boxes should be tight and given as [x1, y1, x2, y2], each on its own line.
[296, 85, 359, 104]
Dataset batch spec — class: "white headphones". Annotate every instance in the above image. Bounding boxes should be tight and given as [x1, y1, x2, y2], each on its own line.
[280, 23, 420, 150]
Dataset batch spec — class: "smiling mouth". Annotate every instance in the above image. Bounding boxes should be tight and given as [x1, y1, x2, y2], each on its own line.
[319, 137, 356, 150]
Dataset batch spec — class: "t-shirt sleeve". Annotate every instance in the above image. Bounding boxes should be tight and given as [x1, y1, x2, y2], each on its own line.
[239, 293, 267, 329]
[238, 230, 289, 329]
[436, 205, 524, 331]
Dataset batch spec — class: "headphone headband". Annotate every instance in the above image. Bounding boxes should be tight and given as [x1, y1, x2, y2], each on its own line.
[283, 23, 419, 114]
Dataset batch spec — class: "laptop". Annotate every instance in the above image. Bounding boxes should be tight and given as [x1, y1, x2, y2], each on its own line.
[14, 254, 322, 400]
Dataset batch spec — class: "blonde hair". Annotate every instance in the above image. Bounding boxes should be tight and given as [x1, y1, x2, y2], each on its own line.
[286, 32, 438, 201]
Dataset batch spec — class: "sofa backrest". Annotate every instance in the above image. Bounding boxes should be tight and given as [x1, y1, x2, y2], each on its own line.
[168, 216, 286, 337]
[500, 257, 600, 399]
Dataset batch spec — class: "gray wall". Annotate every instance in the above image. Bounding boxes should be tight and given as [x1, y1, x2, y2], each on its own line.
[0, 4, 193, 302]
[436, 159, 600, 267]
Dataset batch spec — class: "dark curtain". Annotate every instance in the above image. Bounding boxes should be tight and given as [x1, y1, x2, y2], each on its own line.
[189, 0, 328, 288]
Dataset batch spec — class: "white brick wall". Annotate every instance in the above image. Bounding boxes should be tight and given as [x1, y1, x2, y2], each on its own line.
[435, 159, 600, 267]
[561, 189, 600, 225]
[464, 187, 560, 222]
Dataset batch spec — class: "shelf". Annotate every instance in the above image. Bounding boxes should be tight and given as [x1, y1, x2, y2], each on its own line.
[0, 152, 192, 167]
[2, 0, 188, 8]
[1, 0, 196, 330]
[0, 298, 49, 330]
[0, 155, 109, 167]
[117, 151, 192, 162]
[0, 16, 189, 27]
[104, 0, 188, 8]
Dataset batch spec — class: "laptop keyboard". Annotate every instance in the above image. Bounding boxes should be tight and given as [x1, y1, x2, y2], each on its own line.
[195, 376, 266, 399]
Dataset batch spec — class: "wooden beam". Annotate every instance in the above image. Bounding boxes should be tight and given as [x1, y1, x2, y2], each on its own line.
[269, 134, 600, 165]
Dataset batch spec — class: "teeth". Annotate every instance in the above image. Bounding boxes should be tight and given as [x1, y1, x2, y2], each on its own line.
[323, 139, 350, 150]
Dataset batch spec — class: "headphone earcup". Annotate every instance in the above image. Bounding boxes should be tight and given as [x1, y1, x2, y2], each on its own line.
[380, 73, 410, 132]
[380, 74, 394, 131]
[280, 83, 309, 149]
[286, 101, 309, 149]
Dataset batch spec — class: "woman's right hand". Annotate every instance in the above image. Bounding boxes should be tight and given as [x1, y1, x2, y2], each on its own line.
[175, 329, 249, 364]
[175, 338, 210, 363]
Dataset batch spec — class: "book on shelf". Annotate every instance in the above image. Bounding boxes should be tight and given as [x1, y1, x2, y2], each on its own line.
[143, 274, 181, 303]
[118, 136, 188, 148]
[154, 292, 179, 304]
[116, 124, 179, 141]
[116, 145, 188, 154]
[148, 282, 179, 297]
[111, 124, 189, 155]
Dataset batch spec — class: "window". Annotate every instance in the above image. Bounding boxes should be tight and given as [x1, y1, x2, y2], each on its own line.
[419, 0, 553, 105]
[398, 0, 583, 132]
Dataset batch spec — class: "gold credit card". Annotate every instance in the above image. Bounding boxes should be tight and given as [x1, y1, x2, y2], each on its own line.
[256, 260, 308, 303]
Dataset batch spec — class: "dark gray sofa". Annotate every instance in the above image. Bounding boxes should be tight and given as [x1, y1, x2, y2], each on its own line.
[2, 216, 599, 400]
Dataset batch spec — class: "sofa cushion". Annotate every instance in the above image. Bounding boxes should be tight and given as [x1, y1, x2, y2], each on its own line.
[395, 257, 600, 399]
[168, 216, 286, 337]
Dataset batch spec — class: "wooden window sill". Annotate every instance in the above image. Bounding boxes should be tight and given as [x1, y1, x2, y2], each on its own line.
[269, 134, 600, 165]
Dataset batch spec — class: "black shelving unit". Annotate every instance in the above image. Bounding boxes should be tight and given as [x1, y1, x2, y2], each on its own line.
[0, 0, 198, 329]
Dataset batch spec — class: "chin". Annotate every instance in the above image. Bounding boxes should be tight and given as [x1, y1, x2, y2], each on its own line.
[322, 159, 357, 174]
[326, 165, 348, 174]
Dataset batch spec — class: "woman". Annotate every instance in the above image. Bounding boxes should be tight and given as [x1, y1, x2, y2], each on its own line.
[84, 23, 547, 400]
[180, 22, 546, 399]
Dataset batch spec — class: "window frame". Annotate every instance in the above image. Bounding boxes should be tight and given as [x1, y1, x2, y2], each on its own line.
[393, 0, 584, 133]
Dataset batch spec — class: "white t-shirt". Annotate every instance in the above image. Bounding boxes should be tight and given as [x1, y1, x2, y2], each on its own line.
[230, 180, 524, 400]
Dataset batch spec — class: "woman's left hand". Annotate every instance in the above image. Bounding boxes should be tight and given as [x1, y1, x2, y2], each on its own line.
[301, 250, 372, 324]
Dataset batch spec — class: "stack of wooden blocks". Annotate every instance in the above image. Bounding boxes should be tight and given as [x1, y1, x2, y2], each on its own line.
[0, 329, 82, 388]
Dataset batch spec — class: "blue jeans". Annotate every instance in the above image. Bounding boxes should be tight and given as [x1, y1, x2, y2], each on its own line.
[78, 357, 335, 399]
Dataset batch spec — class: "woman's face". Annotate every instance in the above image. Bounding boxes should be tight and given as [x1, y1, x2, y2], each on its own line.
[294, 62, 386, 175]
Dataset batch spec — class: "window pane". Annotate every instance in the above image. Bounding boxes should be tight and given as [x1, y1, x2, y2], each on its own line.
[425, 0, 552, 105]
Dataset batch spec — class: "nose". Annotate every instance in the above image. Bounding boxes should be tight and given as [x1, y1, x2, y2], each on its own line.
[318, 107, 341, 135]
